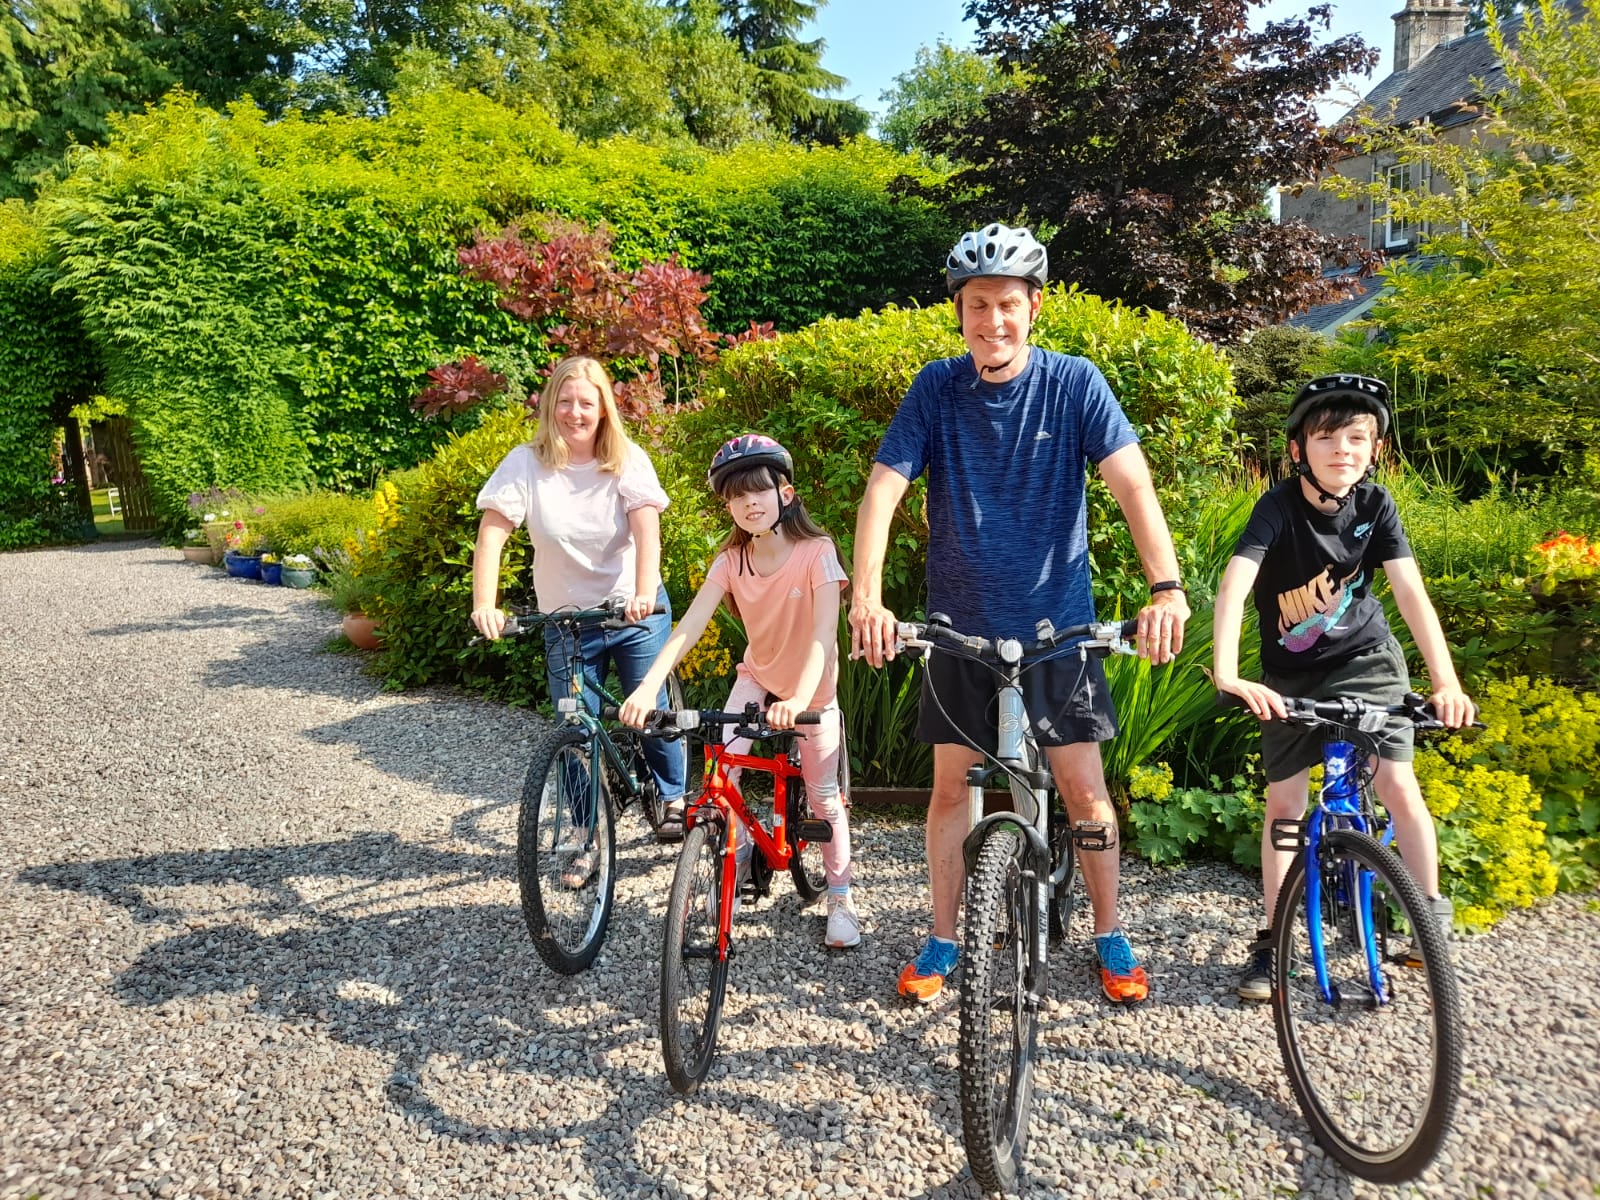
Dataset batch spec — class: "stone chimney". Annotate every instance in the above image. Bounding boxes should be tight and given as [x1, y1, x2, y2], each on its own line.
[1393, 0, 1470, 73]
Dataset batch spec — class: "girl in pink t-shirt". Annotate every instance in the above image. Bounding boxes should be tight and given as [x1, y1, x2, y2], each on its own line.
[620, 435, 859, 949]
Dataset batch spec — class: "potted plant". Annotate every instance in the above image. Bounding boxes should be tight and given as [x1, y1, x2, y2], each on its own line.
[222, 521, 264, 579]
[280, 553, 317, 589]
[325, 554, 385, 650]
[180, 525, 219, 565]
[259, 550, 283, 586]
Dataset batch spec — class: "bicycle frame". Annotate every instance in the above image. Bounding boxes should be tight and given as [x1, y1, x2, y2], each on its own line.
[686, 737, 807, 961]
[1300, 738, 1390, 1007]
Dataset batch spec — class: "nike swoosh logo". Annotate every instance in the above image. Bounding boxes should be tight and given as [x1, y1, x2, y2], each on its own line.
[1034, 431, 1051, 441]
[1354, 521, 1374, 538]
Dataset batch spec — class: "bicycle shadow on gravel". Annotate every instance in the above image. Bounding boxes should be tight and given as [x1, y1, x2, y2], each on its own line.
[22, 836, 864, 1198]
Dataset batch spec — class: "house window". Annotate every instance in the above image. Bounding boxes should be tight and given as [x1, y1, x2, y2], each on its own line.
[1384, 163, 1413, 249]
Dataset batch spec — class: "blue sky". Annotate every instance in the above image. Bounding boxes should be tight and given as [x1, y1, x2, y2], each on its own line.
[804, 0, 1403, 125]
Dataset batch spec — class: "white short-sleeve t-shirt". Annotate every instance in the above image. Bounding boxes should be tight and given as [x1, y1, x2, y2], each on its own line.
[476, 441, 669, 611]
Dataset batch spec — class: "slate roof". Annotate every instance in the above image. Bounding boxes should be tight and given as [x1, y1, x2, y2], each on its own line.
[1357, 25, 1507, 127]
[1287, 274, 1388, 335]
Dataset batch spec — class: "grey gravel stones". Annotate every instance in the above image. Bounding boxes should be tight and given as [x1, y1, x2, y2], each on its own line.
[2, 541, 1597, 1199]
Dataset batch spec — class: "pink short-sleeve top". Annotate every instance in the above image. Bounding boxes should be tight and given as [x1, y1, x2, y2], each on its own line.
[707, 538, 848, 707]
[476, 442, 668, 611]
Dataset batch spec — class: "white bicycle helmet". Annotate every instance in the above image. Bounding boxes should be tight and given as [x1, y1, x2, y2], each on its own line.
[945, 223, 1049, 294]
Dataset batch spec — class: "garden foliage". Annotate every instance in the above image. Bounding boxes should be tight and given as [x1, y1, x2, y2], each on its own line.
[1339, 0, 1600, 479]
[0, 203, 97, 549]
[8, 86, 950, 535]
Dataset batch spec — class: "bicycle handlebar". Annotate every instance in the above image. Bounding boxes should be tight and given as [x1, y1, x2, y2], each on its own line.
[468, 597, 666, 644]
[1218, 691, 1483, 731]
[603, 701, 822, 740]
[894, 613, 1140, 662]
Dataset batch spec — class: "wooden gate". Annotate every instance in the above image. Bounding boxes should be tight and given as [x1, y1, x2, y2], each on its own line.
[96, 418, 160, 533]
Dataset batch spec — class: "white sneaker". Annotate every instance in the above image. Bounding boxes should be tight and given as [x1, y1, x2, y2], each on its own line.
[824, 892, 862, 949]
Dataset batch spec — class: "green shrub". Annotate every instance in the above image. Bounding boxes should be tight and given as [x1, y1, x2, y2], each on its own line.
[13, 88, 951, 523]
[1225, 324, 1331, 479]
[1126, 761, 1263, 869]
[1431, 676, 1600, 897]
[692, 286, 1237, 620]
[0, 201, 98, 549]
[363, 406, 542, 700]
[249, 489, 381, 561]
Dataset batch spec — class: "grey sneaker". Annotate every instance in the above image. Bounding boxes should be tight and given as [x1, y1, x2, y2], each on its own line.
[1404, 895, 1454, 967]
[1237, 928, 1273, 1001]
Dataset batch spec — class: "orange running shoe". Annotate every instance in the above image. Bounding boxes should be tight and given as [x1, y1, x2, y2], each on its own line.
[897, 936, 960, 1003]
[1095, 929, 1149, 1004]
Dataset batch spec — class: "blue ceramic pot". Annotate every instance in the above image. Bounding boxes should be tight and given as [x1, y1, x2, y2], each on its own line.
[260, 560, 283, 586]
[223, 550, 262, 580]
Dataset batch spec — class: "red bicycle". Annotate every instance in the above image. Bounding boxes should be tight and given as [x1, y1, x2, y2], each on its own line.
[655, 702, 846, 1094]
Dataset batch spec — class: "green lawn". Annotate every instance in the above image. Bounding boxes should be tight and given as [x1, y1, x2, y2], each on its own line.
[90, 488, 125, 536]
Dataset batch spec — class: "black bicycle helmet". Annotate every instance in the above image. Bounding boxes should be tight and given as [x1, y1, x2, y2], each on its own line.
[707, 433, 794, 491]
[945, 223, 1049, 295]
[1285, 374, 1393, 439]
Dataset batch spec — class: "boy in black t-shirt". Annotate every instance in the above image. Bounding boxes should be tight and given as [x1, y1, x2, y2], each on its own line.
[1212, 374, 1476, 1001]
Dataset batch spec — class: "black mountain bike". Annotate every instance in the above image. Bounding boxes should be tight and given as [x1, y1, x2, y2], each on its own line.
[896, 613, 1137, 1195]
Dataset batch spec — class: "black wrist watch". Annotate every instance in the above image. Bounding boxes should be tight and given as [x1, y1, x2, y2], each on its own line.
[1149, 580, 1185, 596]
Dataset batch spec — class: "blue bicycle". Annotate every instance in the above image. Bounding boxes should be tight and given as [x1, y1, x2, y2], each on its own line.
[1258, 693, 1468, 1183]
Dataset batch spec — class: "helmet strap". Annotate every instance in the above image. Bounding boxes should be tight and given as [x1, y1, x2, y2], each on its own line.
[1295, 460, 1375, 511]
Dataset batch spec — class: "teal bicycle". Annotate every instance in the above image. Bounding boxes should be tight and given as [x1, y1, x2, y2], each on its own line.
[487, 599, 684, 974]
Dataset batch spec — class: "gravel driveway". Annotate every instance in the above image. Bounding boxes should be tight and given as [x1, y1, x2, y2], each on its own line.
[2, 541, 1596, 1200]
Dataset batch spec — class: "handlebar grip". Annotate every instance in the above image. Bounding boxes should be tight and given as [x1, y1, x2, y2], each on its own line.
[601, 704, 620, 720]
[796, 711, 822, 725]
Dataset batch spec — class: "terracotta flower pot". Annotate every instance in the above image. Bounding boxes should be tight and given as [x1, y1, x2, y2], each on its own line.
[342, 612, 382, 650]
[181, 545, 219, 565]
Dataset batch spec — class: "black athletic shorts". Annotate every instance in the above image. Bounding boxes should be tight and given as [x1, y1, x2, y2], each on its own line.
[915, 645, 1119, 750]
[1260, 636, 1415, 783]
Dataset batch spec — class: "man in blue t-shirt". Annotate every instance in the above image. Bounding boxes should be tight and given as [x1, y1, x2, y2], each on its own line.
[849, 223, 1191, 1005]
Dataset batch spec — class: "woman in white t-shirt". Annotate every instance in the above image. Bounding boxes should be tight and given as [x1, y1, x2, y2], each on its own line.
[619, 434, 860, 950]
[470, 356, 689, 855]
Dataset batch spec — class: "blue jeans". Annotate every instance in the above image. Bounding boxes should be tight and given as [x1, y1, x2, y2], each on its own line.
[542, 587, 687, 814]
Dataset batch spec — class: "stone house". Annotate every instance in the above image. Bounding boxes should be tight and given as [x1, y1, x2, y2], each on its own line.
[1277, 0, 1525, 330]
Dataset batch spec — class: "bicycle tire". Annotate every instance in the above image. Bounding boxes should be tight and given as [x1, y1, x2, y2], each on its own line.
[958, 827, 1037, 1195]
[518, 726, 617, 974]
[1046, 810, 1077, 944]
[660, 819, 730, 1094]
[1271, 828, 1463, 1183]
[784, 719, 849, 904]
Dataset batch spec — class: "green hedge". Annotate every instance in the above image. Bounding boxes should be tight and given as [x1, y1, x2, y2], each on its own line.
[684, 286, 1238, 619]
[3, 88, 953, 538]
[0, 202, 97, 549]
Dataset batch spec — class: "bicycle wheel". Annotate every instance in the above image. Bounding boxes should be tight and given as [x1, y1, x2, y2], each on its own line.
[517, 726, 616, 974]
[785, 720, 847, 904]
[958, 828, 1037, 1196]
[660, 819, 731, 1094]
[1271, 828, 1463, 1183]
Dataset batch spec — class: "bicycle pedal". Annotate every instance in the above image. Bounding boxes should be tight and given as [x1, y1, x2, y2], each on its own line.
[1270, 818, 1307, 852]
[1070, 821, 1114, 851]
[796, 818, 833, 843]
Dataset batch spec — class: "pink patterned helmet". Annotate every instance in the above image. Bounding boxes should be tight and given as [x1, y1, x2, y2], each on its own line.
[707, 433, 794, 490]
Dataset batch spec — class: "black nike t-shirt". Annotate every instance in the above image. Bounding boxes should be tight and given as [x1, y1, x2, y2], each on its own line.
[1233, 479, 1412, 674]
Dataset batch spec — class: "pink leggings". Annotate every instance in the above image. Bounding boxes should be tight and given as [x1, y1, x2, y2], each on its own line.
[721, 672, 852, 889]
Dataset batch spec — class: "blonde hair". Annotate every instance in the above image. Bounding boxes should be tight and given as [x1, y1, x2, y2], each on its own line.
[530, 356, 633, 473]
